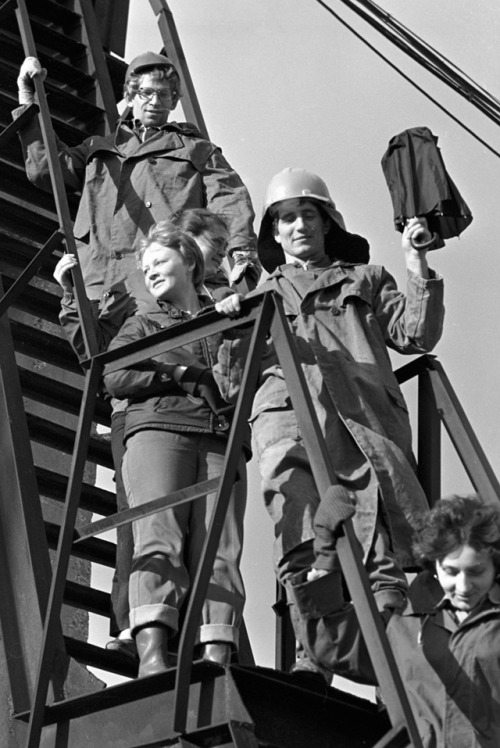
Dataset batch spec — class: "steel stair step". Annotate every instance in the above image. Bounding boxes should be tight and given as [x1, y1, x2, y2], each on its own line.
[35, 465, 116, 515]
[45, 520, 116, 567]
[0, 90, 99, 148]
[11, 318, 84, 373]
[2, 14, 88, 65]
[25, 0, 83, 31]
[18, 365, 111, 426]
[63, 579, 111, 617]
[0, 243, 61, 287]
[0, 58, 105, 129]
[64, 636, 138, 679]
[1, 27, 90, 92]
[0, 157, 79, 214]
[12, 663, 390, 747]
[1, 273, 64, 325]
[26, 410, 114, 470]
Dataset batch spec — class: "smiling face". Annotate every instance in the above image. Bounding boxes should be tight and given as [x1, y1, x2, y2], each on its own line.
[141, 243, 194, 305]
[273, 198, 329, 265]
[435, 544, 496, 612]
[130, 72, 172, 128]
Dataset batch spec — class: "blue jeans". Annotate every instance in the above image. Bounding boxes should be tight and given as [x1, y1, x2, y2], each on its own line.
[122, 430, 246, 648]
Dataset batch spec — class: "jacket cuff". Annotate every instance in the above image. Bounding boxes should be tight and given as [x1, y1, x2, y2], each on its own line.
[178, 364, 207, 394]
[286, 569, 345, 619]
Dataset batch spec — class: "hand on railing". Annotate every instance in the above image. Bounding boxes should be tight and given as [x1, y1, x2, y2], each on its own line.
[54, 254, 77, 294]
[17, 56, 47, 105]
[214, 292, 244, 318]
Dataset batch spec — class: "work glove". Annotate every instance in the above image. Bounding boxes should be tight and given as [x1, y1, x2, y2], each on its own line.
[229, 249, 261, 285]
[17, 56, 47, 105]
[178, 366, 232, 417]
[313, 485, 356, 571]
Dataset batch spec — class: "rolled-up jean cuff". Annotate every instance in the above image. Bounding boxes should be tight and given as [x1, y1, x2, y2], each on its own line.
[129, 604, 179, 636]
[199, 624, 239, 648]
[373, 589, 407, 613]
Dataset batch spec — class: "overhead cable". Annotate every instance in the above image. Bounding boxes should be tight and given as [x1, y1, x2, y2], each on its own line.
[344, 0, 500, 124]
[313, 0, 500, 159]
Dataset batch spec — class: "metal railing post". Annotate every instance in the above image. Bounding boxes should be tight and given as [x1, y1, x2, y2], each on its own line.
[269, 295, 423, 748]
[15, 0, 99, 359]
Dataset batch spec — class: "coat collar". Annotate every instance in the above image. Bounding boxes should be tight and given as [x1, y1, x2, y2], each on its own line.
[152, 294, 214, 319]
[408, 570, 500, 618]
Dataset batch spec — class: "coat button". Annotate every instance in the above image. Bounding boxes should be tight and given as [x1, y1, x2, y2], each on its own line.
[145, 201, 152, 208]
[148, 157, 157, 164]
[216, 415, 230, 432]
[331, 307, 341, 316]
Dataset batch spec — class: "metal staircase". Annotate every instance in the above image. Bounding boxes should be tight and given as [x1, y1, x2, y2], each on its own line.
[0, 1, 499, 747]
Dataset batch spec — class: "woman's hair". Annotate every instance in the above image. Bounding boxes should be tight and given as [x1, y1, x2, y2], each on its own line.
[137, 221, 205, 291]
[412, 494, 500, 571]
[170, 208, 229, 248]
[125, 66, 181, 109]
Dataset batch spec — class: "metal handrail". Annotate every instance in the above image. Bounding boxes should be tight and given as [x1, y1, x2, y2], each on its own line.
[78, 0, 119, 133]
[149, 0, 209, 139]
[13, 279, 498, 746]
[15, 0, 98, 359]
[269, 298, 422, 746]
[21, 290, 422, 747]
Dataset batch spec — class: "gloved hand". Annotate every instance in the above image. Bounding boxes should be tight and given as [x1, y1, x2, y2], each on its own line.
[17, 57, 47, 105]
[313, 485, 356, 571]
[229, 249, 261, 285]
[178, 366, 232, 416]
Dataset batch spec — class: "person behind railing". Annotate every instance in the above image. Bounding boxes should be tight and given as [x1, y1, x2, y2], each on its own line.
[170, 208, 235, 302]
[215, 167, 444, 684]
[53, 209, 244, 659]
[293, 492, 500, 747]
[16, 47, 260, 656]
[101, 222, 247, 676]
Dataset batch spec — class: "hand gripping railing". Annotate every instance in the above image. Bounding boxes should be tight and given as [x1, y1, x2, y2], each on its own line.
[9, 0, 100, 359]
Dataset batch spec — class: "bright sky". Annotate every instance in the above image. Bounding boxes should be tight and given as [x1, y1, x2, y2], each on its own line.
[91, 0, 500, 689]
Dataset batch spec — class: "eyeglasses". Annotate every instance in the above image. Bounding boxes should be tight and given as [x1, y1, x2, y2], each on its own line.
[136, 87, 172, 104]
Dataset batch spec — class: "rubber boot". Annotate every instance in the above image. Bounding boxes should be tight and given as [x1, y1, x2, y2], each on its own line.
[201, 642, 232, 665]
[135, 624, 169, 677]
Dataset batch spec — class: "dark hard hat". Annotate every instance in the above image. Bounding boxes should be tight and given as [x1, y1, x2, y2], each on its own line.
[125, 51, 176, 81]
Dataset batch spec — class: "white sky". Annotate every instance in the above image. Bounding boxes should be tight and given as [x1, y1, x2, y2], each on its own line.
[90, 0, 500, 691]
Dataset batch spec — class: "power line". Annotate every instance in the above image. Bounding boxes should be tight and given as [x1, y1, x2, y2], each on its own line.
[313, 0, 500, 159]
[350, 0, 500, 124]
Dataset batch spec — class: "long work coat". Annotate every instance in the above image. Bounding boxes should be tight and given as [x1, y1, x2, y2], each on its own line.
[388, 572, 500, 748]
[218, 261, 444, 566]
[288, 566, 500, 747]
[13, 106, 257, 305]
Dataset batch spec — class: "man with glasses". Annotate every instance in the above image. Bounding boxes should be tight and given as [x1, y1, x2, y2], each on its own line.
[14, 51, 259, 309]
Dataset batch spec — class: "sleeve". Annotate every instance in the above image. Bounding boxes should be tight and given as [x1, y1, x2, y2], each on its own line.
[59, 288, 136, 360]
[287, 569, 378, 685]
[213, 326, 254, 404]
[102, 316, 180, 399]
[373, 266, 444, 354]
[211, 285, 272, 403]
[199, 143, 258, 255]
[13, 104, 88, 193]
